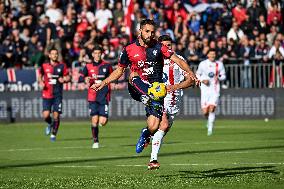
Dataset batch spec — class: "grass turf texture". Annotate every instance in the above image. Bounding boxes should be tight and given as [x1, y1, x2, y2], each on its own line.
[0, 120, 284, 189]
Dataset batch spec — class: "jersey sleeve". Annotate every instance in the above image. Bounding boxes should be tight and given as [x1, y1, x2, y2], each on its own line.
[108, 64, 113, 75]
[78, 66, 88, 83]
[196, 62, 203, 80]
[161, 44, 174, 59]
[218, 62, 226, 81]
[118, 48, 130, 68]
[63, 63, 69, 76]
[39, 64, 44, 76]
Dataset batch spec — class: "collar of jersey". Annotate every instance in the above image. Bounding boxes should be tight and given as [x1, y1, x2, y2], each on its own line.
[93, 61, 101, 66]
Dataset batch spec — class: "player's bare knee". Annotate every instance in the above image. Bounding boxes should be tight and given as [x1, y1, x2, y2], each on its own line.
[99, 120, 108, 126]
[209, 106, 216, 112]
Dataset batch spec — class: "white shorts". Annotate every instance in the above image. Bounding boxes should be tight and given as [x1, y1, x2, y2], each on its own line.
[163, 99, 180, 128]
[201, 92, 219, 109]
[163, 98, 181, 115]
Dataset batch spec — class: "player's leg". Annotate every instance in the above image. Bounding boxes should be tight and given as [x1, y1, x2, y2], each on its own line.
[148, 113, 167, 170]
[42, 98, 52, 136]
[207, 105, 216, 136]
[129, 72, 152, 105]
[50, 111, 60, 141]
[89, 102, 99, 148]
[91, 115, 99, 148]
[136, 102, 163, 153]
[201, 92, 210, 128]
[98, 104, 109, 127]
[50, 97, 62, 141]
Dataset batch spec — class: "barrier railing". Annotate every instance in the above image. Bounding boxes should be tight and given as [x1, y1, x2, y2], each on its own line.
[0, 62, 283, 92]
[190, 62, 283, 89]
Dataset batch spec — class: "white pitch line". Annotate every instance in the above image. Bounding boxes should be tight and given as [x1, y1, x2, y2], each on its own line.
[54, 165, 98, 168]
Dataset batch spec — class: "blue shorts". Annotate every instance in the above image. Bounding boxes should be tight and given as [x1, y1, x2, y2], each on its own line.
[89, 101, 109, 118]
[42, 97, 62, 113]
[128, 82, 163, 119]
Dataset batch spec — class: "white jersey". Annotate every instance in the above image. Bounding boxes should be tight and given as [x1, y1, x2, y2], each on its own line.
[196, 59, 226, 94]
[163, 55, 187, 114]
[196, 59, 226, 108]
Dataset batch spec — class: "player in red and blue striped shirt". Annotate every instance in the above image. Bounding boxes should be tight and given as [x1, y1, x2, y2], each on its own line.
[38, 48, 70, 141]
[91, 19, 199, 158]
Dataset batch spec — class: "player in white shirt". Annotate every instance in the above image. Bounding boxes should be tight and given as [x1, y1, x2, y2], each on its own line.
[148, 35, 194, 170]
[196, 49, 226, 136]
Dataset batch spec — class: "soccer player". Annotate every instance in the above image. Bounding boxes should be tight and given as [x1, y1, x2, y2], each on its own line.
[79, 45, 113, 149]
[147, 35, 194, 170]
[38, 48, 70, 141]
[196, 48, 226, 136]
[91, 19, 199, 154]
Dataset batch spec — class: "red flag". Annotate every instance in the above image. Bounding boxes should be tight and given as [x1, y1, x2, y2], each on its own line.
[7, 68, 16, 82]
[124, 0, 134, 41]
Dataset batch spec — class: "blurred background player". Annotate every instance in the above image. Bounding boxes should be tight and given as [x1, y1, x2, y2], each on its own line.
[38, 48, 70, 141]
[80, 45, 113, 149]
[148, 35, 194, 170]
[196, 49, 226, 136]
[91, 19, 198, 154]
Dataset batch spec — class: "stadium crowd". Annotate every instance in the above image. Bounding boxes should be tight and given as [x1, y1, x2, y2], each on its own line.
[0, 0, 283, 87]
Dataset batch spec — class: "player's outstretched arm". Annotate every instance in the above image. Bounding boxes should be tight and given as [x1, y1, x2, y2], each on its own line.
[170, 54, 200, 86]
[167, 73, 194, 92]
[90, 66, 126, 91]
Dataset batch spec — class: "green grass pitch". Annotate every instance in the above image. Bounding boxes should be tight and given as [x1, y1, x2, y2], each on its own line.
[0, 119, 284, 189]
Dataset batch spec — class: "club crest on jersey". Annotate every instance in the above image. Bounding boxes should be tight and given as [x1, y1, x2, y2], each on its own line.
[57, 68, 61, 73]
[153, 50, 157, 56]
[103, 68, 106, 72]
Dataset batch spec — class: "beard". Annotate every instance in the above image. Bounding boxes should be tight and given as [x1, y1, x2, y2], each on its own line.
[141, 35, 153, 46]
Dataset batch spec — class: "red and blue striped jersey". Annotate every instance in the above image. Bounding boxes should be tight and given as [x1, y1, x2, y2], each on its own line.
[81, 61, 113, 103]
[40, 62, 69, 99]
[118, 39, 174, 83]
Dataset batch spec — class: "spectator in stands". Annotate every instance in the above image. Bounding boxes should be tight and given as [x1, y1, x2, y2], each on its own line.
[239, 36, 255, 88]
[255, 39, 270, 63]
[267, 26, 278, 46]
[232, 2, 248, 26]
[94, 0, 113, 32]
[247, 0, 264, 25]
[268, 38, 284, 87]
[227, 21, 244, 42]
[256, 14, 269, 34]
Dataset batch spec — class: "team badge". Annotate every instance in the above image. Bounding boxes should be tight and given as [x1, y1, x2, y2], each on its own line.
[153, 50, 157, 56]
[57, 68, 61, 73]
[103, 68, 106, 72]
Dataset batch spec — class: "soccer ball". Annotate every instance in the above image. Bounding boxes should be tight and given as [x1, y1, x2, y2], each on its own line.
[148, 82, 167, 101]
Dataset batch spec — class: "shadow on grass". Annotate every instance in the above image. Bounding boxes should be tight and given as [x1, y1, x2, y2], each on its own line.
[1, 145, 284, 169]
[176, 166, 279, 178]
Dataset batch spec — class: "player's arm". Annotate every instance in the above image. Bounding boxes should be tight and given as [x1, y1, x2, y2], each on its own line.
[167, 72, 194, 92]
[58, 64, 71, 83]
[218, 62, 226, 81]
[170, 54, 194, 76]
[196, 62, 209, 86]
[91, 48, 129, 91]
[38, 66, 45, 88]
[91, 66, 126, 91]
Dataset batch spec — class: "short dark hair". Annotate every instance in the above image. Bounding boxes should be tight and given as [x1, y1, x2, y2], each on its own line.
[207, 48, 216, 54]
[140, 19, 156, 29]
[158, 35, 172, 42]
[49, 48, 58, 53]
[93, 45, 103, 52]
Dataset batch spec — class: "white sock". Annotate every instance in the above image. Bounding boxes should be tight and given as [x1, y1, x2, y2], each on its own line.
[150, 129, 165, 162]
[208, 112, 215, 132]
